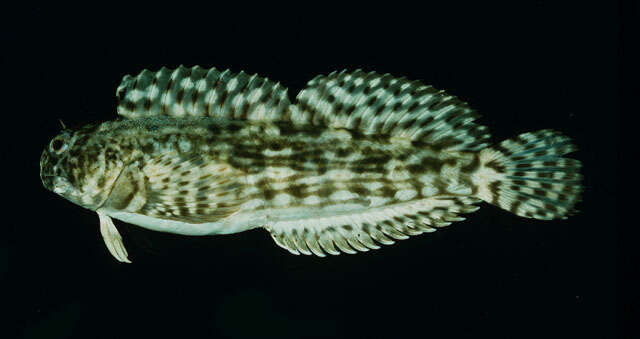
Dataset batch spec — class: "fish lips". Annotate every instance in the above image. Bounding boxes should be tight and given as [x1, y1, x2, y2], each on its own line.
[40, 151, 56, 191]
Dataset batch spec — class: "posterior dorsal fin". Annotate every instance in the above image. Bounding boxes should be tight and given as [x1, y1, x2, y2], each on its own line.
[290, 70, 491, 151]
[116, 65, 291, 122]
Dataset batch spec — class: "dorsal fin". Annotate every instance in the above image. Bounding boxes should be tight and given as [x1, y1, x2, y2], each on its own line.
[290, 70, 491, 151]
[116, 65, 291, 121]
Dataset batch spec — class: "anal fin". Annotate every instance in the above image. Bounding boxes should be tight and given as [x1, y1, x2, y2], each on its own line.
[266, 196, 481, 257]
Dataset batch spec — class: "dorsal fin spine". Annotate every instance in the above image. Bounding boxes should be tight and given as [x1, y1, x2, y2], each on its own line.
[117, 67, 491, 151]
[117, 66, 292, 122]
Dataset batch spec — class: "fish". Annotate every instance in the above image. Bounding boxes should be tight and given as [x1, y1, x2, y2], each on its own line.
[40, 66, 583, 263]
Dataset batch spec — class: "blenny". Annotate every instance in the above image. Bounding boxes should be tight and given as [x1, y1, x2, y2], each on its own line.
[40, 66, 583, 263]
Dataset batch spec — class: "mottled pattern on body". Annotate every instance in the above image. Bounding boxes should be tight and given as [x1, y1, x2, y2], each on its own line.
[46, 117, 481, 220]
[40, 66, 583, 262]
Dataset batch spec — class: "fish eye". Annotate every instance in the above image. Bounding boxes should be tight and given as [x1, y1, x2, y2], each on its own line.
[50, 137, 67, 154]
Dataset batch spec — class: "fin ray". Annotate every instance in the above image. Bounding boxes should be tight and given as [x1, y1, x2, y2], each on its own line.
[475, 129, 583, 220]
[266, 196, 480, 256]
[139, 153, 248, 224]
[290, 70, 490, 151]
[117, 65, 291, 122]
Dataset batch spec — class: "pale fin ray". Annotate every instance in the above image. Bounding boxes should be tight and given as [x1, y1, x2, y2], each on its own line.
[266, 196, 480, 256]
[97, 210, 131, 263]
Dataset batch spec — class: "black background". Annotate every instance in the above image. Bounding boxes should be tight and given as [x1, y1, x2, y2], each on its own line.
[4, 2, 619, 338]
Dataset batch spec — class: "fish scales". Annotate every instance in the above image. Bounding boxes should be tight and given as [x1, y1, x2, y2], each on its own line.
[66, 117, 477, 216]
[40, 66, 583, 262]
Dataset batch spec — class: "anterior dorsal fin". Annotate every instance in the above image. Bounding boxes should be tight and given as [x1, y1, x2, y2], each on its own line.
[116, 65, 291, 122]
[290, 70, 491, 151]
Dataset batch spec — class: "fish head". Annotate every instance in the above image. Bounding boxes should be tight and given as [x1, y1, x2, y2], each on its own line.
[40, 122, 129, 211]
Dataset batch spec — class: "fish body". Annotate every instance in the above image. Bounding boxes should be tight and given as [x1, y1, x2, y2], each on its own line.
[40, 66, 583, 262]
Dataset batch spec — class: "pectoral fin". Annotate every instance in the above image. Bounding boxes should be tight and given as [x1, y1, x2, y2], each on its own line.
[139, 153, 248, 224]
[97, 210, 131, 263]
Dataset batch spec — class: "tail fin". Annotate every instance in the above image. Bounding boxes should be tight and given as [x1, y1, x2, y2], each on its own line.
[474, 129, 583, 220]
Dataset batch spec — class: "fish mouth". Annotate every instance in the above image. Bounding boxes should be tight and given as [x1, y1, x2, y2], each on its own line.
[41, 174, 58, 192]
[42, 175, 75, 196]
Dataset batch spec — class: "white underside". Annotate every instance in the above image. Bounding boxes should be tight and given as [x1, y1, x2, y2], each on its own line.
[106, 208, 269, 236]
[99, 197, 477, 260]
[105, 201, 376, 236]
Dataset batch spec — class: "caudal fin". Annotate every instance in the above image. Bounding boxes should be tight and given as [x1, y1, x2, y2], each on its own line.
[474, 129, 583, 220]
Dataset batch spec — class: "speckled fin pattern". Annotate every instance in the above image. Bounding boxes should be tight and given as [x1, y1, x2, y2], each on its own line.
[116, 67, 491, 152]
[116, 65, 291, 122]
[290, 69, 491, 151]
[476, 129, 582, 220]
